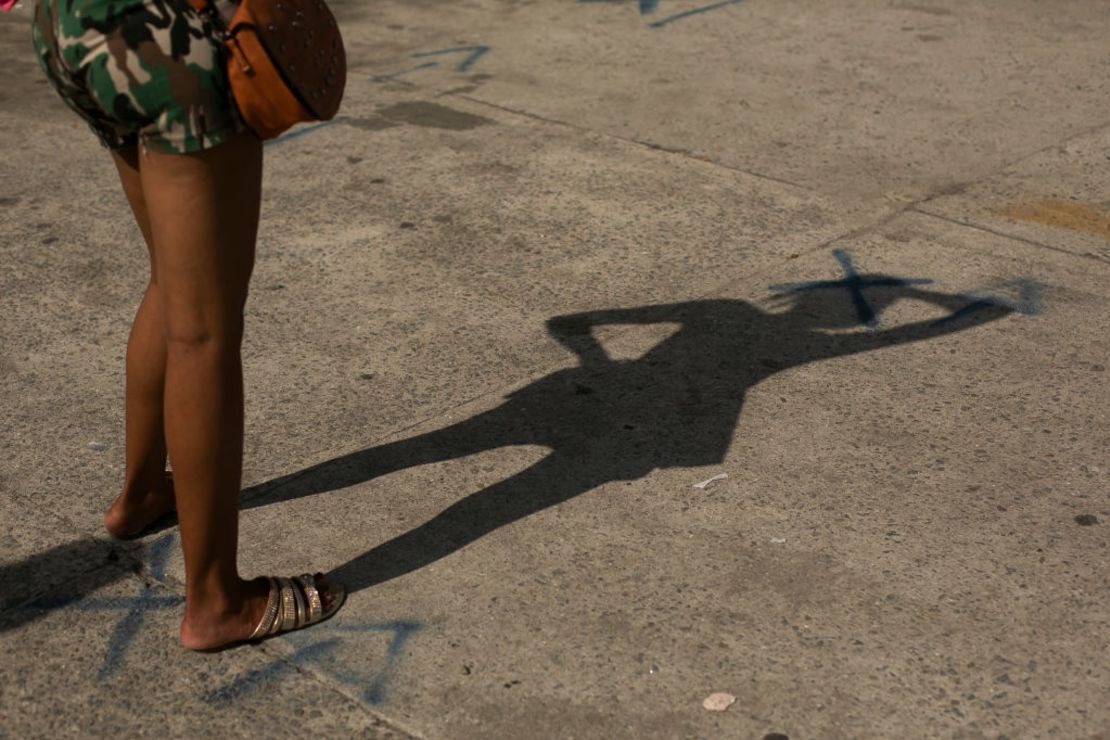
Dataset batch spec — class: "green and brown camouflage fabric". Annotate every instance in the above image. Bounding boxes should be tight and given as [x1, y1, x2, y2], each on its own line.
[32, 0, 242, 153]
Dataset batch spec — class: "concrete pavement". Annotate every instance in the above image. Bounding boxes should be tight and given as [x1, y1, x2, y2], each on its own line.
[2, 0, 1108, 737]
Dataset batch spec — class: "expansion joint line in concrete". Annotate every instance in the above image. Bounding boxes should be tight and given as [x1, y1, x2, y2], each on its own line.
[455, 94, 576, 130]
[383, 78, 1110, 203]
[915, 117, 1110, 213]
[910, 207, 1110, 270]
[453, 93, 817, 192]
[264, 653, 425, 739]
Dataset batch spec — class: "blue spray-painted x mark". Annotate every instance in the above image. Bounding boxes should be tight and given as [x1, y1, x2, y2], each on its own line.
[769, 250, 1042, 327]
[769, 249, 934, 328]
[28, 534, 182, 680]
[203, 619, 423, 707]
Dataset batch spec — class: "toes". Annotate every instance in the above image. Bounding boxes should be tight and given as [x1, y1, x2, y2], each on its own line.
[313, 573, 334, 609]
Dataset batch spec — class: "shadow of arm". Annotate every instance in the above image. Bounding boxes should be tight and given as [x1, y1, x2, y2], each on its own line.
[814, 301, 1014, 362]
[546, 302, 689, 366]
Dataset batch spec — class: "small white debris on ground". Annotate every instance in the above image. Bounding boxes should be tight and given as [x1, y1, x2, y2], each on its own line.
[702, 692, 737, 712]
[86, 441, 107, 451]
[770, 538, 787, 544]
[692, 473, 728, 489]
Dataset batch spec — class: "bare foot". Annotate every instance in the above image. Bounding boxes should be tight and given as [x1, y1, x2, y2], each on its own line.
[103, 472, 176, 539]
[179, 574, 340, 652]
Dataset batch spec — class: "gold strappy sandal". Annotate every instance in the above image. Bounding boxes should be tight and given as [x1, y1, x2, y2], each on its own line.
[248, 574, 346, 640]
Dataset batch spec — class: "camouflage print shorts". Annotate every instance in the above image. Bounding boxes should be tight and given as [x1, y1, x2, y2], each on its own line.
[32, 0, 244, 153]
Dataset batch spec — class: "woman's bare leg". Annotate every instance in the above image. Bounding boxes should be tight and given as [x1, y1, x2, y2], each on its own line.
[103, 144, 174, 538]
[137, 131, 272, 649]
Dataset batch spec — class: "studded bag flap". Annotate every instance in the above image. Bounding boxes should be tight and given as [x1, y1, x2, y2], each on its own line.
[187, 0, 347, 140]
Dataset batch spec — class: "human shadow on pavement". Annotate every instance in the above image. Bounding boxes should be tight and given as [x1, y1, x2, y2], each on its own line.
[0, 282, 1016, 629]
[240, 282, 1018, 594]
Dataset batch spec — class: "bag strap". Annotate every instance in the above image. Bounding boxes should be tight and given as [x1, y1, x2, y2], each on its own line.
[183, 0, 230, 37]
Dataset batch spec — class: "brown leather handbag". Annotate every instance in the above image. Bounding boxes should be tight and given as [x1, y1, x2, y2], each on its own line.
[186, 0, 346, 140]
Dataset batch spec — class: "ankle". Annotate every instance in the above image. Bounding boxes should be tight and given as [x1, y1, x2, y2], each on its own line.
[180, 576, 269, 648]
[185, 574, 249, 616]
[119, 469, 170, 500]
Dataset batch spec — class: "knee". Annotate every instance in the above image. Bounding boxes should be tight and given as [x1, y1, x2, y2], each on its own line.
[163, 312, 244, 356]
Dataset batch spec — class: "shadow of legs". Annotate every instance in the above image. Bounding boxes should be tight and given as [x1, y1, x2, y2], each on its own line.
[241, 407, 533, 510]
[331, 452, 595, 591]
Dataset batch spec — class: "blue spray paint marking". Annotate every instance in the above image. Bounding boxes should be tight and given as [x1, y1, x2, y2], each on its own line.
[147, 534, 174, 581]
[97, 534, 180, 679]
[648, 0, 745, 27]
[411, 46, 491, 73]
[320, 621, 424, 704]
[19, 535, 184, 680]
[204, 620, 423, 707]
[267, 120, 340, 146]
[932, 278, 1043, 326]
[769, 249, 934, 328]
[377, 60, 439, 80]
[379, 46, 491, 79]
[202, 639, 343, 706]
